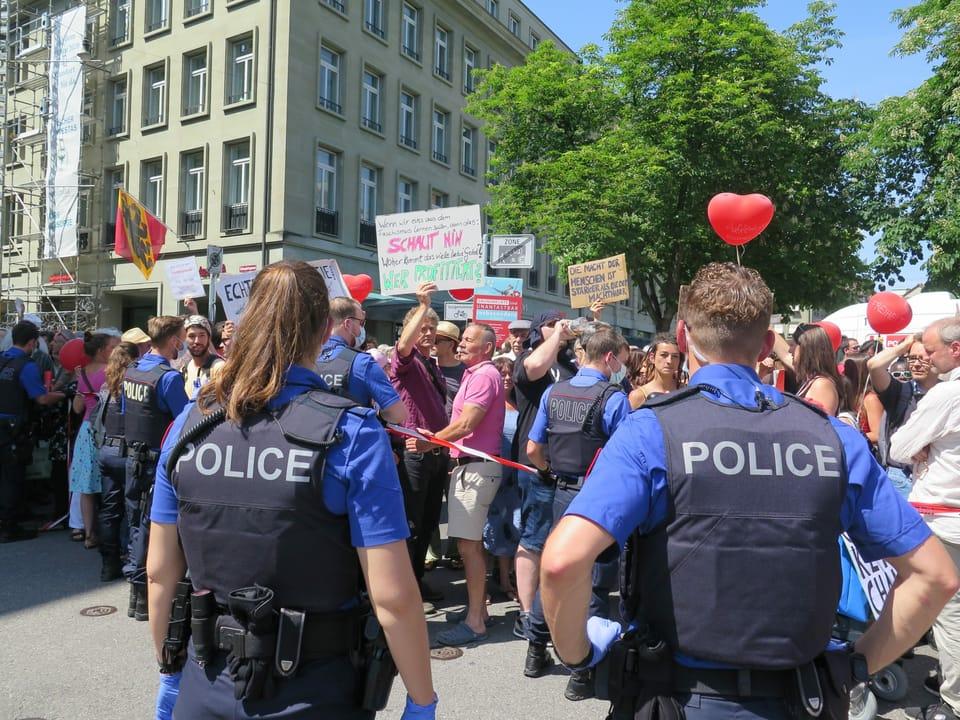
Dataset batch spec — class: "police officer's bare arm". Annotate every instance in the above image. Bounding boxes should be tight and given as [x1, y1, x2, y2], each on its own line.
[527, 440, 548, 472]
[146, 522, 187, 666]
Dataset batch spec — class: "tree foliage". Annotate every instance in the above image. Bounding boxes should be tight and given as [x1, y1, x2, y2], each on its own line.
[468, 0, 871, 330]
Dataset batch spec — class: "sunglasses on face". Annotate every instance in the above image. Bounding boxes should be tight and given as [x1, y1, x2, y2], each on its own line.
[907, 356, 930, 365]
[891, 371, 912, 380]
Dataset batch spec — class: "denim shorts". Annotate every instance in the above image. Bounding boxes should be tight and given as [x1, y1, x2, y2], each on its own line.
[518, 471, 557, 552]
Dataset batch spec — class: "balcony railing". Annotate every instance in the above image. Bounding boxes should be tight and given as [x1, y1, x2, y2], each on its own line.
[318, 96, 342, 114]
[315, 208, 338, 236]
[183, 103, 205, 116]
[402, 45, 420, 62]
[365, 21, 385, 39]
[359, 220, 377, 247]
[143, 112, 164, 126]
[110, 27, 130, 46]
[461, 163, 476, 177]
[227, 90, 252, 104]
[432, 150, 448, 164]
[361, 116, 382, 133]
[224, 203, 248, 231]
[107, 124, 126, 136]
[182, 210, 203, 236]
[185, 1, 209, 17]
[322, 0, 345, 11]
[399, 135, 417, 150]
[435, 66, 450, 81]
[146, 17, 168, 32]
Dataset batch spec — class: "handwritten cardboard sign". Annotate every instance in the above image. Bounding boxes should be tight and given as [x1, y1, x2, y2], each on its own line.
[567, 254, 630, 309]
[307, 258, 350, 299]
[164, 257, 205, 300]
[376, 205, 484, 295]
[215, 270, 258, 321]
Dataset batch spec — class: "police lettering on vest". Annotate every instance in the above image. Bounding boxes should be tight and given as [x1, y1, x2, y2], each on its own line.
[123, 363, 175, 448]
[315, 346, 360, 401]
[546, 380, 619, 479]
[175, 442, 315, 484]
[680, 440, 842, 478]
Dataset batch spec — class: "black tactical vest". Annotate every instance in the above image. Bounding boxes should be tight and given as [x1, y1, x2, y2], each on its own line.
[104, 393, 124, 439]
[0, 353, 32, 419]
[171, 391, 362, 611]
[621, 385, 847, 669]
[123, 363, 175, 448]
[546, 379, 620, 478]
[315, 345, 361, 401]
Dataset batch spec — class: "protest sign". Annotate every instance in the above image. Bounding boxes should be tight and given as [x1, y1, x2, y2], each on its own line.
[472, 277, 523, 345]
[376, 205, 484, 295]
[444, 302, 473, 322]
[164, 257, 205, 300]
[307, 259, 350, 299]
[215, 270, 258, 321]
[567, 254, 630, 309]
[841, 534, 897, 620]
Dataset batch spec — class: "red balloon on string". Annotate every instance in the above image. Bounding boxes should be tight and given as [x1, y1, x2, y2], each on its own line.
[343, 274, 373, 303]
[448, 288, 475, 302]
[707, 193, 775, 246]
[60, 338, 89, 372]
[814, 321, 842, 353]
[867, 292, 912, 334]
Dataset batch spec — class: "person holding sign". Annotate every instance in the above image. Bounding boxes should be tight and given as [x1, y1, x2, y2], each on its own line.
[540, 262, 957, 720]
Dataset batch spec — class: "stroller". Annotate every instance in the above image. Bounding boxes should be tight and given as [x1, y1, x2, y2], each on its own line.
[835, 536, 910, 720]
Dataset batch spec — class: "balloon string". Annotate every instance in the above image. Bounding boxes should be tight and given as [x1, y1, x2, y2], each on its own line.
[736, 245, 742, 266]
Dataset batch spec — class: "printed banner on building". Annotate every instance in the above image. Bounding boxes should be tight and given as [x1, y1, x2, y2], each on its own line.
[472, 277, 524, 345]
[164, 257, 205, 300]
[44, 6, 86, 260]
[114, 191, 166, 280]
[567, 254, 630, 309]
[375, 205, 484, 295]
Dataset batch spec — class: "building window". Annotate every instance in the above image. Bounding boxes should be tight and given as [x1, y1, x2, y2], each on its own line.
[527, 239, 541, 288]
[432, 108, 448, 164]
[486, 139, 498, 184]
[463, 44, 477, 93]
[142, 159, 164, 217]
[315, 147, 338, 235]
[228, 35, 255, 104]
[434, 25, 450, 81]
[321, 0, 345, 12]
[398, 177, 415, 213]
[401, 3, 420, 61]
[359, 164, 379, 246]
[143, 64, 166, 126]
[529, 30, 540, 50]
[546, 256, 558, 293]
[110, 0, 131, 46]
[509, 12, 520, 37]
[399, 90, 417, 149]
[105, 167, 124, 237]
[181, 150, 204, 236]
[225, 140, 250, 230]
[486, 0, 498, 19]
[361, 70, 382, 133]
[183, 49, 207, 115]
[461, 125, 476, 176]
[146, 0, 169, 32]
[430, 190, 448, 209]
[185, 0, 210, 18]
[318, 45, 342, 113]
[107, 76, 127, 135]
[364, 0, 385, 38]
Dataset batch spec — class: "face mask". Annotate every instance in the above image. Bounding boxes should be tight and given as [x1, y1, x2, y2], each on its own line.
[354, 324, 366, 350]
[608, 359, 627, 385]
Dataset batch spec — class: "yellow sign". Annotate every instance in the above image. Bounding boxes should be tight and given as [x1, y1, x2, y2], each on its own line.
[567, 254, 630, 309]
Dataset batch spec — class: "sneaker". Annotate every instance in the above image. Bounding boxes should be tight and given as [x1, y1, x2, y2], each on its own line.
[513, 612, 529, 640]
[565, 669, 595, 701]
[524, 642, 553, 678]
[925, 675, 943, 698]
[912, 703, 960, 720]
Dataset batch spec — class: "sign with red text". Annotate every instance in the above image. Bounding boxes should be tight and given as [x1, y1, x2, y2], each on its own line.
[375, 205, 484, 295]
[472, 276, 524, 345]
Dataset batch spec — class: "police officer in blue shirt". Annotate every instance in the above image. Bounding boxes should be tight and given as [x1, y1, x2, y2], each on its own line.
[316, 296, 407, 425]
[123, 315, 189, 620]
[540, 262, 960, 720]
[523, 326, 631, 698]
[146, 261, 436, 720]
[0, 320, 67, 543]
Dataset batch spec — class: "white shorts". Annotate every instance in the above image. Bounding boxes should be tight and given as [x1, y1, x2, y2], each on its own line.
[447, 460, 501, 541]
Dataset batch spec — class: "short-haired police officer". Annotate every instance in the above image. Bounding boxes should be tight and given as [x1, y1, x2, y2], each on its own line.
[147, 261, 437, 720]
[540, 262, 960, 720]
[123, 315, 189, 619]
[316, 296, 407, 425]
[523, 327, 631, 699]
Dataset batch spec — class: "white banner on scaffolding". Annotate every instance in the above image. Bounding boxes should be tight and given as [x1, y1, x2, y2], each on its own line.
[44, 6, 86, 260]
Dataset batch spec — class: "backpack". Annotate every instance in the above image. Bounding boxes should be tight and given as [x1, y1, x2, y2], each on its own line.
[89, 386, 112, 449]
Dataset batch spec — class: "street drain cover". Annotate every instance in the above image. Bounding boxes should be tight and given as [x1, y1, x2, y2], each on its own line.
[430, 647, 463, 661]
[80, 605, 117, 617]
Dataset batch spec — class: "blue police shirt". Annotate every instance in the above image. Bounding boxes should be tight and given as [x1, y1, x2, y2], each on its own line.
[529, 368, 632, 444]
[317, 336, 401, 411]
[135, 353, 189, 422]
[0, 347, 47, 420]
[151, 365, 410, 549]
[566, 363, 931, 667]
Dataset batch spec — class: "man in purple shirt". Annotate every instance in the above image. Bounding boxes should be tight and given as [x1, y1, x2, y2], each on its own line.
[391, 281, 450, 600]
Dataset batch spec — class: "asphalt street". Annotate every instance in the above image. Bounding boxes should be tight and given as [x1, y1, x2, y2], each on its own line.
[0, 531, 943, 720]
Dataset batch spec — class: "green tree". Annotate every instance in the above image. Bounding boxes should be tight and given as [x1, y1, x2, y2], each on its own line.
[469, 0, 871, 331]
[850, 1, 960, 292]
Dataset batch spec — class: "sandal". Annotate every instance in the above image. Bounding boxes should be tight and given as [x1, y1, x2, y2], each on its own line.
[444, 608, 495, 627]
[70, 529, 85, 542]
[436, 621, 488, 647]
[84, 535, 99, 550]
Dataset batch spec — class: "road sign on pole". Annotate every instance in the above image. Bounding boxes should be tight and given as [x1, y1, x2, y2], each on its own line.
[488, 234, 536, 269]
[444, 302, 473, 322]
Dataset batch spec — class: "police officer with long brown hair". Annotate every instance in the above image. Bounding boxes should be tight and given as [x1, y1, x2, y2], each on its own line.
[147, 261, 436, 719]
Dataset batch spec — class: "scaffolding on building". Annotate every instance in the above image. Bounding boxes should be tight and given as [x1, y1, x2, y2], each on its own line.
[1, 0, 109, 331]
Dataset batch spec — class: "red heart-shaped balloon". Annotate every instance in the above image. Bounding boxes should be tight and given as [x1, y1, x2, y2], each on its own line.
[59, 337, 90, 372]
[814, 321, 842, 353]
[867, 292, 912, 335]
[707, 193, 775, 246]
[344, 274, 373, 303]
[449, 288, 475, 302]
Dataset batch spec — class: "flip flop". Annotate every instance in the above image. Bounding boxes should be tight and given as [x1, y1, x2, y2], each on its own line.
[436, 621, 487, 647]
[70, 529, 85, 542]
[444, 608, 495, 627]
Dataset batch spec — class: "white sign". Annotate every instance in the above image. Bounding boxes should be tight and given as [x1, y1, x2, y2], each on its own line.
[206, 245, 224, 275]
[444, 302, 473, 322]
[308, 259, 350, 298]
[164, 257, 205, 300]
[44, 7, 86, 260]
[375, 205, 484, 295]
[489, 234, 536, 269]
[215, 270, 258, 321]
[841, 534, 898, 620]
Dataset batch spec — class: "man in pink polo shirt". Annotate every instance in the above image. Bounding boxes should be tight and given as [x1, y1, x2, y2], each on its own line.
[409, 322, 505, 646]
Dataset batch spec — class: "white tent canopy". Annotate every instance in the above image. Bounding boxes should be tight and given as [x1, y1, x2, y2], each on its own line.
[821, 291, 960, 343]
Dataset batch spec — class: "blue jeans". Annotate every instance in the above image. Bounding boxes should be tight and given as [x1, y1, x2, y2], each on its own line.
[886, 466, 912, 499]
[518, 471, 556, 553]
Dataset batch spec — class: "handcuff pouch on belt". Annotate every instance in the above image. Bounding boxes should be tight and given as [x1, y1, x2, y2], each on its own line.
[784, 649, 853, 720]
[160, 579, 192, 674]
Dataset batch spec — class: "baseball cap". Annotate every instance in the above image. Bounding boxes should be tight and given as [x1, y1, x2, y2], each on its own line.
[122, 327, 150, 344]
[508, 319, 532, 332]
[436, 321, 461, 342]
[184, 315, 213, 334]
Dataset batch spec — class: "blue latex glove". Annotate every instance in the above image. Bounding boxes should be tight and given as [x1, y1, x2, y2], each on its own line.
[401, 693, 438, 719]
[155, 671, 181, 720]
[579, 616, 623, 669]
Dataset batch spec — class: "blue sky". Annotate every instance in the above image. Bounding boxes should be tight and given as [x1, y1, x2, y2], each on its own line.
[523, 0, 932, 286]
